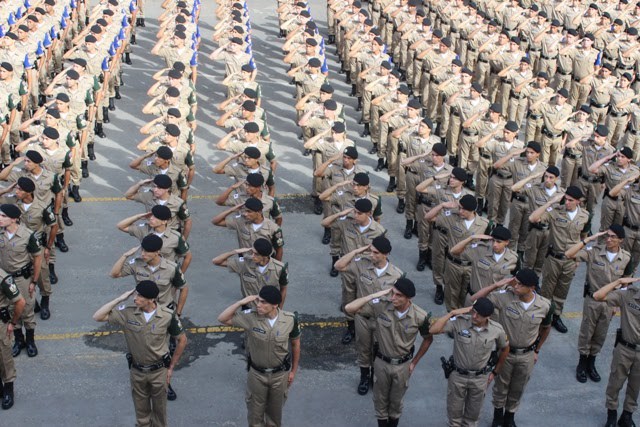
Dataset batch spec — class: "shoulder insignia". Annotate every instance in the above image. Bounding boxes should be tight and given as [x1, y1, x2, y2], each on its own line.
[128, 258, 136, 265]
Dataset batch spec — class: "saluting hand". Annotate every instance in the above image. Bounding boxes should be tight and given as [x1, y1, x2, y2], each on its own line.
[123, 246, 139, 258]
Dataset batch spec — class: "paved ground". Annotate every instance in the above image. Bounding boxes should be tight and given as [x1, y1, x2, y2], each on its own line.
[0, 1, 621, 426]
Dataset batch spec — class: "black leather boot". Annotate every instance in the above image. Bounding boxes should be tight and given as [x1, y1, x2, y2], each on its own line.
[313, 197, 323, 215]
[552, 314, 568, 333]
[330, 255, 340, 277]
[345, 71, 351, 84]
[357, 366, 370, 395]
[504, 411, 517, 427]
[322, 227, 331, 245]
[82, 160, 89, 178]
[388, 418, 399, 427]
[71, 185, 82, 202]
[108, 97, 116, 111]
[369, 144, 378, 155]
[576, 354, 587, 383]
[350, 84, 357, 97]
[130, 33, 136, 44]
[434, 285, 444, 305]
[449, 155, 458, 167]
[375, 158, 385, 171]
[417, 250, 428, 271]
[492, 407, 505, 427]
[466, 173, 476, 190]
[49, 263, 58, 285]
[356, 97, 362, 111]
[139, 17, 145, 27]
[397, 198, 406, 215]
[425, 248, 432, 269]
[476, 198, 484, 215]
[361, 123, 370, 137]
[377, 419, 389, 427]
[167, 383, 177, 401]
[115, 86, 122, 100]
[95, 122, 106, 138]
[102, 107, 110, 123]
[55, 233, 69, 252]
[40, 296, 50, 320]
[125, 53, 132, 65]
[12, 329, 25, 357]
[403, 219, 413, 239]
[328, 35, 335, 45]
[88, 143, 96, 160]
[25, 329, 37, 357]
[61, 207, 73, 225]
[342, 320, 355, 344]
[136, 17, 143, 26]
[386, 177, 396, 192]
[587, 355, 601, 382]
[1, 381, 14, 410]
[605, 410, 618, 427]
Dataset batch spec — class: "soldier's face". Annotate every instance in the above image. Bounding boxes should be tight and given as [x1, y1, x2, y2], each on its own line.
[251, 250, 270, 266]
[543, 173, 557, 187]
[0, 68, 10, 80]
[352, 182, 367, 196]
[23, 158, 36, 172]
[353, 209, 370, 225]
[492, 239, 509, 253]
[564, 195, 579, 210]
[0, 213, 15, 228]
[140, 250, 159, 263]
[133, 292, 155, 310]
[471, 309, 489, 327]
[342, 155, 355, 169]
[525, 148, 539, 162]
[390, 288, 410, 309]
[511, 280, 533, 297]
[256, 298, 277, 316]
[152, 186, 168, 198]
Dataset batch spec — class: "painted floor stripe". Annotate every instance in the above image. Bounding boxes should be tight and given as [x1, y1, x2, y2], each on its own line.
[79, 192, 397, 203]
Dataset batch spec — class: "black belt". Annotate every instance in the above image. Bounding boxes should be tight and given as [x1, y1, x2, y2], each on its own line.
[501, 78, 512, 84]
[478, 58, 489, 63]
[446, 252, 472, 266]
[509, 344, 536, 355]
[573, 76, 587, 83]
[250, 362, 289, 374]
[529, 47, 541, 52]
[618, 64, 635, 70]
[494, 171, 513, 179]
[590, 100, 610, 109]
[604, 54, 616, 62]
[462, 130, 479, 136]
[450, 28, 459, 33]
[454, 365, 491, 376]
[530, 222, 549, 230]
[563, 151, 581, 160]
[480, 152, 491, 159]
[610, 111, 628, 118]
[434, 225, 448, 235]
[11, 263, 33, 278]
[132, 361, 166, 373]
[604, 189, 618, 201]
[452, 111, 460, 117]
[558, 70, 572, 76]
[547, 247, 567, 260]
[630, 128, 640, 136]
[408, 169, 418, 175]
[542, 127, 563, 138]
[540, 54, 558, 60]
[467, 47, 477, 52]
[528, 113, 542, 120]
[417, 194, 435, 206]
[624, 217, 640, 231]
[510, 90, 526, 100]
[581, 174, 603, 183]
[513, 194, 528, 202]
[376, 346, 414, 365]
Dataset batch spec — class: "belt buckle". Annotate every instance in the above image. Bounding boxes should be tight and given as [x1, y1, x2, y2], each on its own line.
[263, 367, 275, 373]
[389, 358, 401, 365]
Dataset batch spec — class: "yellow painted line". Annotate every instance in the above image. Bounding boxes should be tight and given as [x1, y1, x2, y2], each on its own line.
[34, 315, 594, 341]
[78, 192, 397, 203]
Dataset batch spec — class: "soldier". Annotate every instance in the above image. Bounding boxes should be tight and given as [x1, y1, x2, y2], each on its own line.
[345, 279, 432, 427]
[130, 146, 189, 201]
[217, 286, 300, 427]
[116, 205, 192, 273]
[568, 33, 600, 109]
[565, 225, 630, 384]
[606, 73, 636, 147]
[560, 104, 595, 189]
[0, 268, 25, 409]
[539, 88, 573, 166]
[429, 298, 509, 427]
[215, 173, 283, 225]
[0, 204, 42, 358]
[594, 277, 640, 427]
[212, 146, 275, 197]
[529, 186, 589, 333]
[334, 237, 403, 395]
[92, 281, 188, 427]
[470, 269, 553, 427]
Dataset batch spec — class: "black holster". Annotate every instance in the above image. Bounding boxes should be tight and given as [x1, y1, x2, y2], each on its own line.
[441, 355, 454, 379]
[162, 352, 172, 368]
[584, 282, 590, 298]
[0, 307, 10, 323]
[615, 328, 622, 348]
[126, 352, 133, 369]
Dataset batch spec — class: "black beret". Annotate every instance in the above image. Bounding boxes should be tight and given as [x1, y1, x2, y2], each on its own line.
[332, 122, 345, 133]
[166, 86, 180, 97]
[515, 268, 539, 287]
[136, 280, 160, 299]
[432, 143, 447, 156]
[25, 150, 43, 164]
[153, 174, 172, 189]
[595, 124, 609, 137]
[490, 103, 502, 114]
[537, 71, 549, 80]
[381, 61, 393, 70]
[253, 238, 273, 256]
[491, 225, 511, 241]
[527, 141, 541, 153]
[471, 82, 483, 93]
[451, 167, 467, 182]
[441, 37, 452, 48]
[620, 147, 634, 159]
[244, 122, 260, 133]
[168, 68, 183, 79]
[628, 27, 639, 36]
[17, 177, 35, 193]
[354, 198, 373, 213]
[173, 62, 186, 72]
[371, 236, 392, 254]
[0, 62, 13, 72]
[394, 277, 416, 298]
[308, 57, 322, 67]
[18, 25, 29, 33]
[242, 100, 256, 112]
[156, 146, 173, 160]
[43, 127, 59, 140]
[46, 108, 60, 119]
[85, 35, 97, 43]
[622, 72, 634, 81]
[244, 146, 261, 159]
[579, 104, 592, 114]
[610, 224, 626, 239]
[0, 204, 21, 219]
[407, 99, 422, 110]
[473, 297, 494, 317]
[565, 185, 584, 200]
[547, 166, 560, 177]
[557, 88, 569, 98]
[165, 124, 180, 137]
[551, 19, 562, 27]
[324, 99, 338, 111]
[305, 37, 318, 46]
[353, 172, 369, 186]
[167, 108, 181, 118]
[343, 146, 358, 159]
[244, 197, 263, 212]
[66, 69, 79, 80]
[398, 85, 410, 95]
[141, 234, 163, 252]
[151, 205, 172, 220]
[320, 83, 334, 93]
[246, 173, 265, 187]
[259, 285, 282, 305]
[422, 117, 434, 130]
[461, 67, 473, 76]
[90, 25, 102, 34]
[72, 58, 87, 68]
[56, 93, 70, 102]
[504, 121, 519, 133]
[433, 29, 443, 38]
[459, 194, 478, 211]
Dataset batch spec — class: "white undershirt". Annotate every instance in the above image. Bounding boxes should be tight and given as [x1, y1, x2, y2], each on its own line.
[396, 308, 409, 318]
[267, 314, 278, 327]
[143, 310, 156, 323]
[22, 202, 32, 211]
[521, 294, 535, 310]
[257, 264, 268, 274]
[374, 261, 389, 277]
[6, 231, 15, 240]
[544, 186, 557, 197]
[606, 251, 618, 263]
[358, 217, 372, 233]
[567, 209, 577, 220]
[493, 251, 504, 262]
[464, 219, 474, 229]
[251, 222, 263, 231]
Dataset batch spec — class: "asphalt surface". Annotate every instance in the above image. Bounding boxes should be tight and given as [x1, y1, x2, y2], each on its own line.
[0, 1, 618, 426]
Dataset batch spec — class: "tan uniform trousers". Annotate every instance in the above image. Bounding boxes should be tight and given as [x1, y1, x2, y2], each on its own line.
[474, 60, 490, 89]
[523, 227, 549, 275]
[606, 114, 629, 148]
[576, 177, 601, 218]
[551, 73, 572, 92]
[432, 232, 448, 288]
[591, 105, 609, 125]
[386, 133, 400, 179]
[487, 175, 513, 225]
[411, 58, 423, 94]
[525, 116, 543, 145]
[416, 203, 432, 251]
[14, 276, 35, 330]
[507, 199, 529, 251]
[600, 195, 624, 232]
[537, 58, 556, 78]
[606, 344, 640, 413]
[379, 121, 391, 163]
[447, 113, 461, 157]
[246, 368, 289, 427]
[447, 371, 488, 427]
[475, 153, 492, 199]
[540, 257, 578, 315]
[0, 325, 16, 383]
[492, 351, 535, 412]
[443, 259, 472, 311]
[541, 133, 563, 167]
[362, 88, 374, 124]
[578, 296, 614, 356]
[396, 156, 407, 199]
[623, 132, 640, 163]
[419, 71, 431, 109]
[130, 367, 168, 427]
[569, 81, 590, 110]
[37, 256, 52, 297]
[373, 357, 411, 420]
[403, 170, 420, 220]
[623, 226, 640, 276]
[465, 48, 479, 71]
[355, 314, 376, 367]
[341, 273, 356, 321]
[560, 153, 581, 189]
[371, 105, 383, 148]
[458, 133, 479, 173]
[508, 95, 528, 127]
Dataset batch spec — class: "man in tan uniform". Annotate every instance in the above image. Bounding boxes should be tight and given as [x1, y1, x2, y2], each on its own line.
[0, 267, 25, 409]
[218, 286, 301, 427]
[594, 277, 640, 427]
[470, 269, 553, 427]
[566, 225, 630, 384]
[346, 279, 432, 427]
[430, 298, 509, 427]
[93, 281, 187, 427]
[334, 236, 403, 396]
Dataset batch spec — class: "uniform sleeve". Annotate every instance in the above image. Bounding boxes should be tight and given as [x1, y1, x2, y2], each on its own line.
[574, 248, 591, 263]
[27, 232, 42, 255]
[0, 275, 22, 303]
[270, 198, 282, 219]
[62, 151, 73, 169]
[175, 234, 190, 256]
[372, 195, 383, 218]
[225, 214, 240, 230]
[184, 151, 195, 168]
[171, 266, 187, 289]
[120, 258, 136, 278]
[605, 289, 625, 308]
[496, 326, 508, 350]
[51, 174, 62, 194]
[167, 312, 185, 337]
[541, 301, 555, 326]
[442, 316, 459, 335]
[107, 305, 127, 327]
[289, 311, 301, 339]
[177, 202, 190, 220]
[127, 224, 147, 240]
[231, 310, 253, 330]
[272, 227, 284, 248]
[176, 172, 188, 190]
[43, 203, 57, 226]
[227, 256, 242, 274]
[279, 262, 289, 287]
[418, 312, 432, 337]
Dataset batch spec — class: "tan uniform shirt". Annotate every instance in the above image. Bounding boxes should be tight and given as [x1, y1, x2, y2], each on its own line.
[464, 241, 519, 293]
[443, 315, 508, 370]
[227, 256, 288, 297]
[575, 244, 630, 291]
[120, 257, 186, 307]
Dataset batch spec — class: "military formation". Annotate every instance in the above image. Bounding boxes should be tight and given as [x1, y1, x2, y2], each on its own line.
[5, 0, 640, 425]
